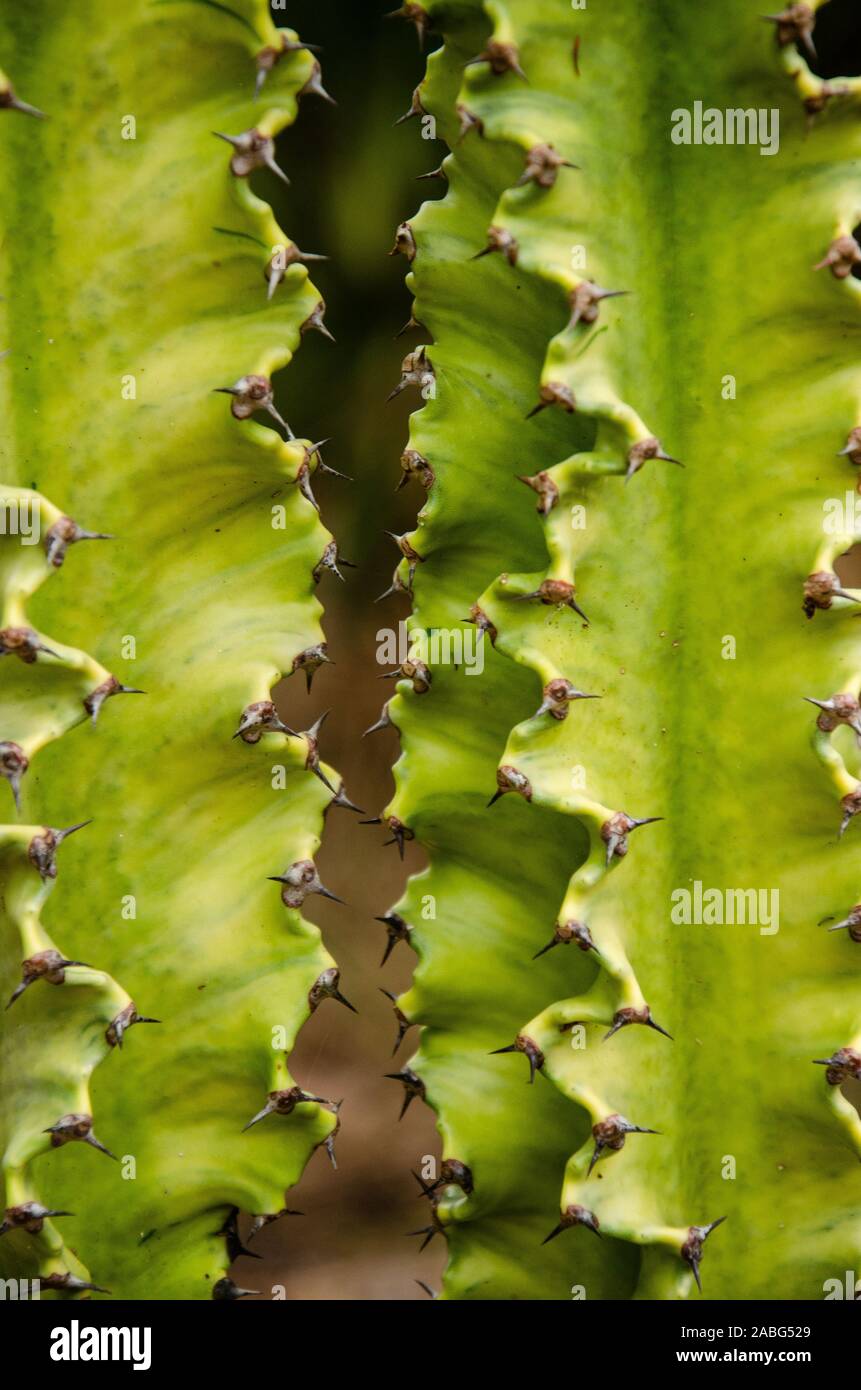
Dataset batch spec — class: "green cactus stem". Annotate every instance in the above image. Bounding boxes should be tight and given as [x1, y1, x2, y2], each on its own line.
[0, 0, 351, 1298]
[380, 0, 861, 1299]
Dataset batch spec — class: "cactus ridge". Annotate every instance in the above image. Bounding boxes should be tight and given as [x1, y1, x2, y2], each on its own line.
[0, 0, 349, 1298]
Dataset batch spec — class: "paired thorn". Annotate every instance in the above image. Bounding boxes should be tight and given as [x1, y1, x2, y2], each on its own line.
[215, 374, 292, 439]
[0, 626, 59, 663]
[838, 786, 861, 839]
[28, 819, 92, 881]
[803, 570, 860, 619]
[295, 710, 339, 794]
[512, 577, 588, 623]
[517, 471, 558, 515]
[213, 127, 289, 185]
[466, 40, 527, 80]
[7, 949, 92, 1009]
[318, 1098, 343, 1169]
[1, 1201, 73, 1237]
[464, 604, 497, 645]
[568, 282, 629, 329]
[455, 104, 484, 141]
[269, 858, 345, 908]
[474, 225, 519, 266]
[375, 912, 413, 966]
[626, 436, 683, 481]
[533, 919, 598, 960]
[308, 967, 357, 1015]
[379, 988, 415, 1054]
[254, 34, 321, 96]
[243, 1085, 333, 1133]
[516, 143, 577, 188]
[362, 815, 415, 859]
[233, 699, 294, 743]
[681, 1216, 726, 1293]
[389, 221, 417, 262]
[379, 657, 431, 694]
[218, 1207, 261, 1263]
[84, 675, 144, 724]
[804, 692, 861, 738]
[387, 347, 433, 402]
[813, 234, 861, 280]
[313, 539, 357, 584]
[44, 1113, 116, 1160]
[398, 448, 434, 491]
[414, 1158, 473, 1199]
[823, 904, 861, 942]
[299, 297, 335, 337]
[384, 1066, 426, 1119]
[266, 246, 328, 300]
[812, 1046, 861, 1084]
[0, 742, 28, 811]
[762, 5, 816, 59]
[527, 381, 576, 418]
[45, 515, 111, 569]
[406, 1209, 444, 1251]
[601, 811, 663, 865]
[490, 1033, 544, 1084]
[602, 1005, 673, 1042]
[386, 3, 430, 49]
[106, 1003, 160, 1049]
[534, 678, 599, 720]
[588, 1113, 660, 1175]
[542, 1204, 601, 1245]
[488, 764, 532, 808]
[290, 642, 331, 693]
[385, 531, 423, 592]
[294, 439, 349, 512]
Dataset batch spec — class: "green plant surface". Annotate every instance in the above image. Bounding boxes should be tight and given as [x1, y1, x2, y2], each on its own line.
[0, 0, 349, 1298]
[382, 0, 861, 1299]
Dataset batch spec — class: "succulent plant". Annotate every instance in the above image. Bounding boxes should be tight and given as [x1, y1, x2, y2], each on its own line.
[2, 0, 860, 1303]
[378, 0, 861, 1300]
[0, 0, 349, 1299]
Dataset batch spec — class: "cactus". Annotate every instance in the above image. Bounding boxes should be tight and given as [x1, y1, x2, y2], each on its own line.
[2, 0, 860, 1304]
[378, 0, 861, 1300]
[0, 0, 351, 1299]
